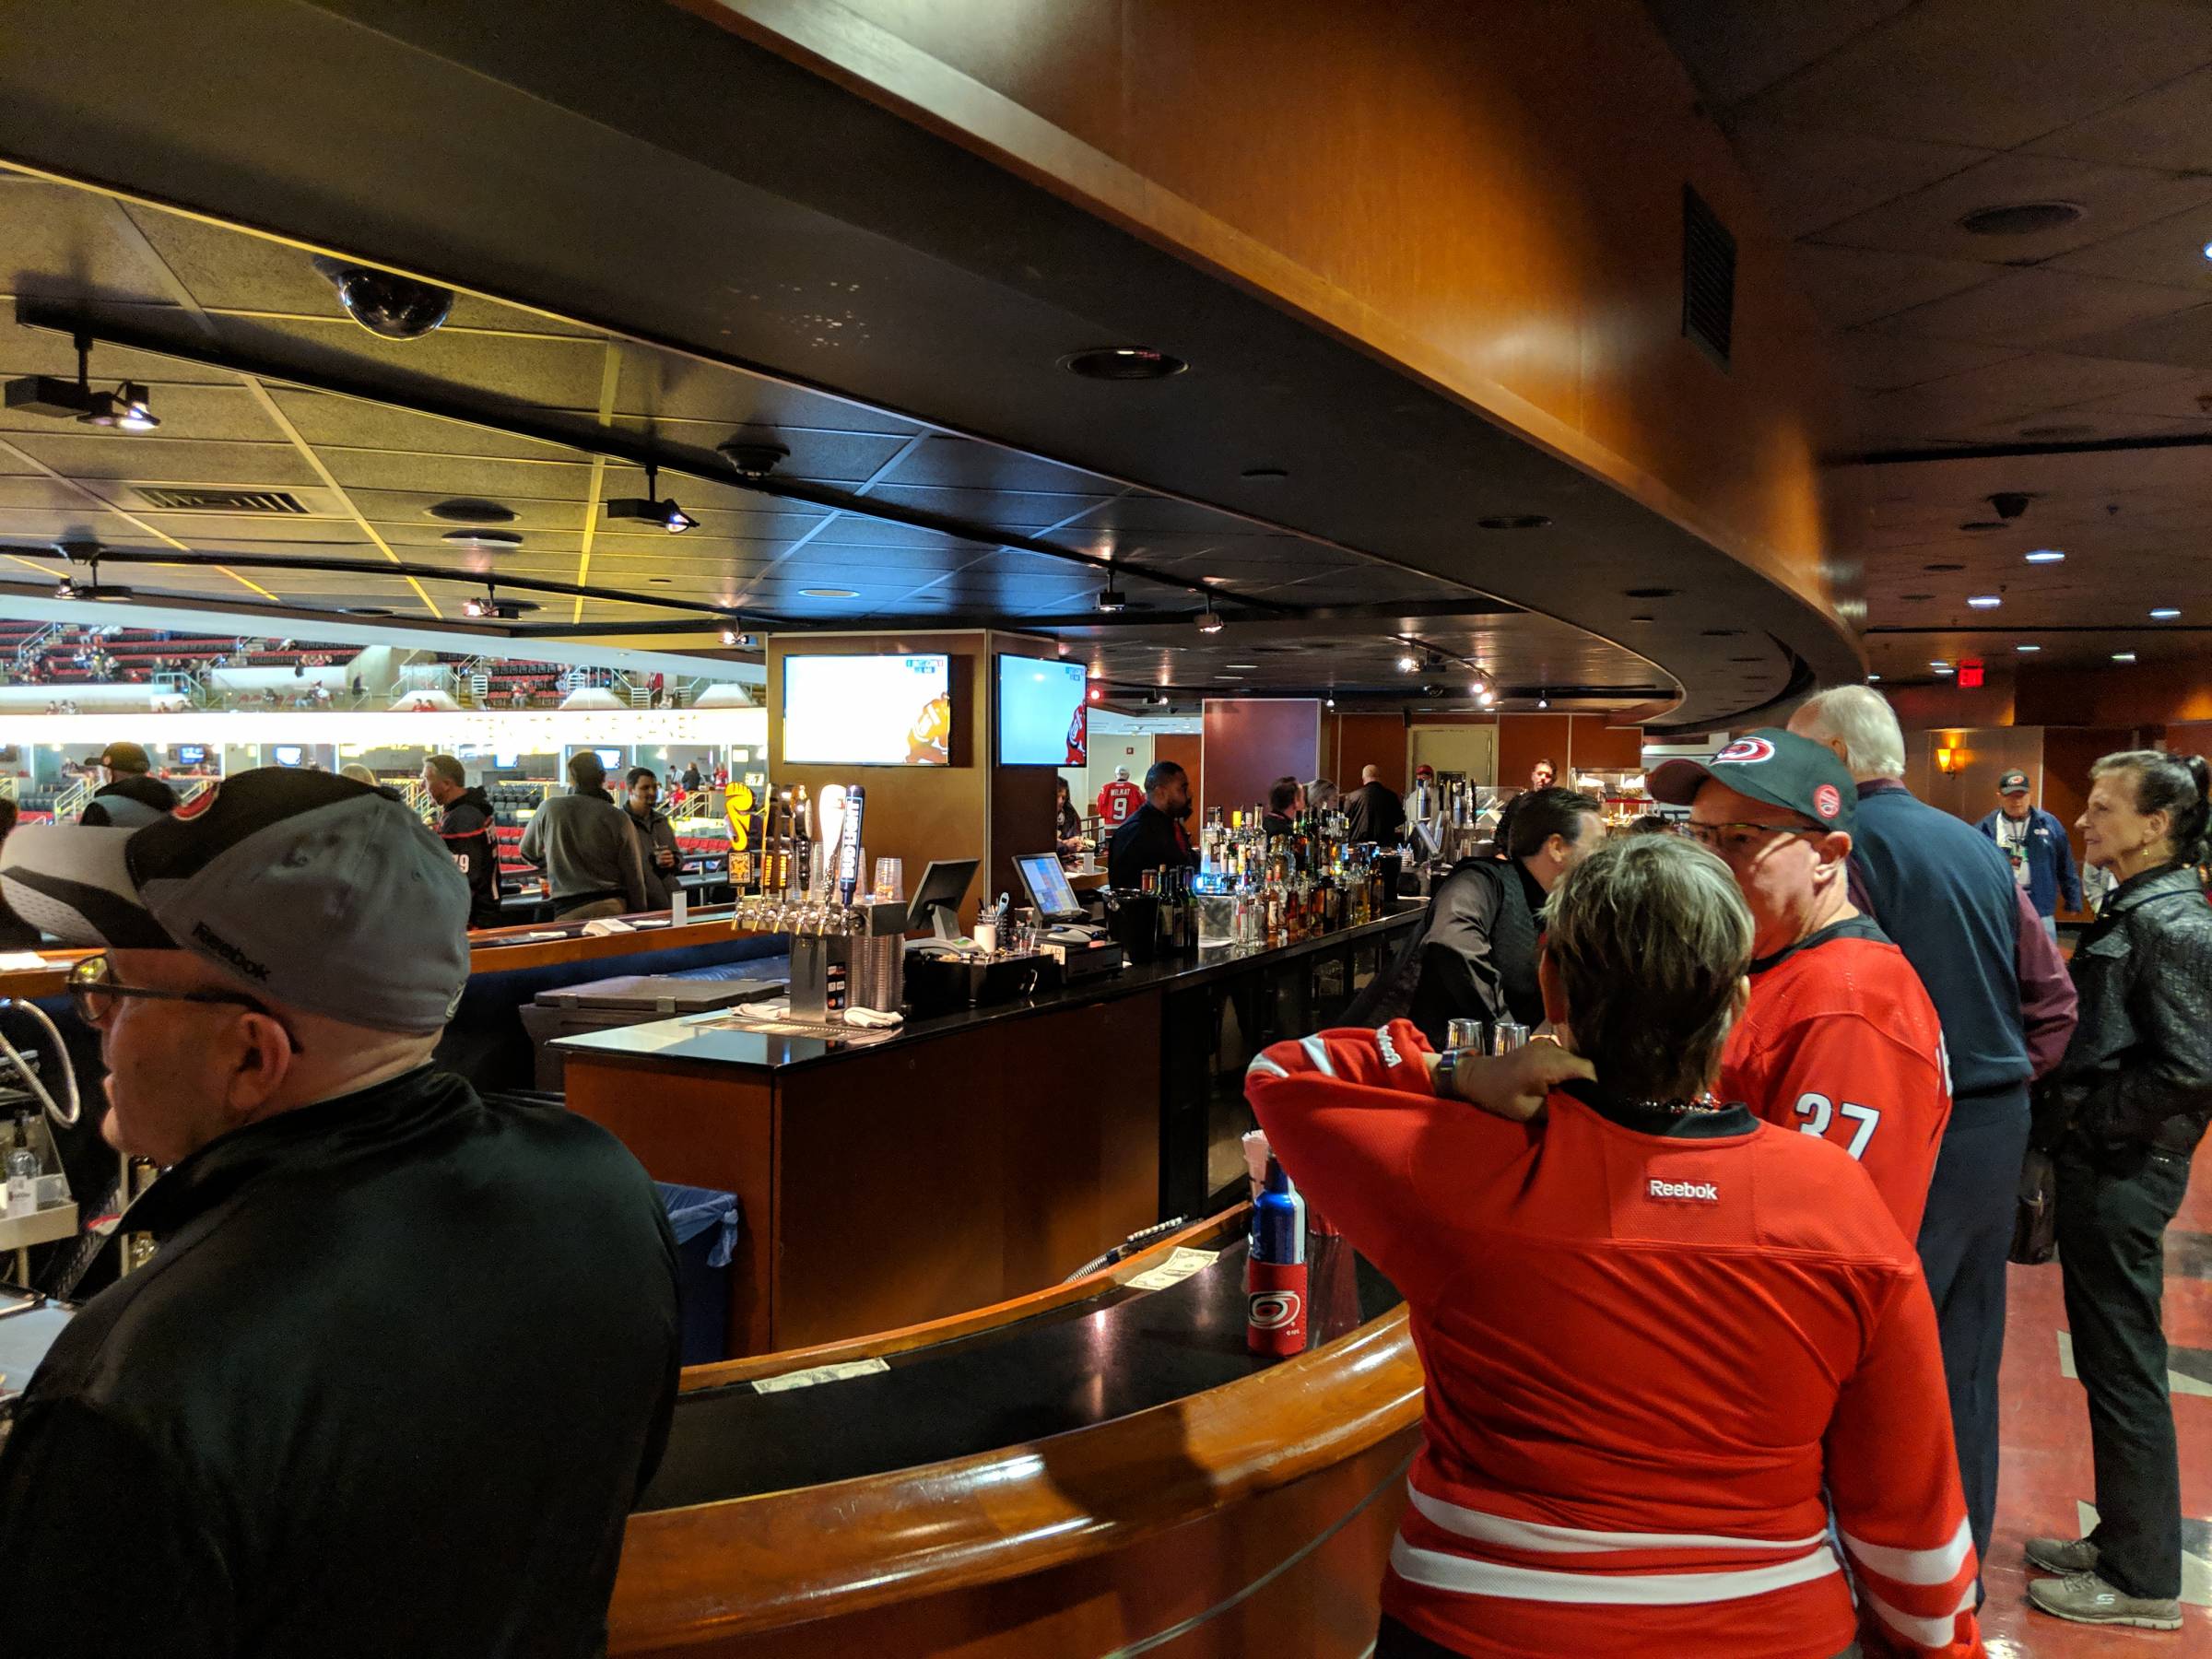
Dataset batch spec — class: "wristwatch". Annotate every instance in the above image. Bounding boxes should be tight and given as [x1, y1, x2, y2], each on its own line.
[1433, 1048, 1469, 1100]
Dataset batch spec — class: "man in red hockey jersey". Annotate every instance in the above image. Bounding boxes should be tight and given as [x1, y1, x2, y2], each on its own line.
[1246, 835, 1978, 1659]
[1095, 766, 1144, 830]
[1649, 729, 1952, 1238]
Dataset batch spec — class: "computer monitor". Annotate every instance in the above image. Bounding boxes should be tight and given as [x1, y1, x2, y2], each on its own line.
[1013, 853, 1085, 922]
[906, 857, 979, 939]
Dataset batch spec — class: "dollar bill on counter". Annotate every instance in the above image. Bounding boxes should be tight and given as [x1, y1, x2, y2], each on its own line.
[1124, 1246, 1218, 1291]
[749, 1357, 891, 1394]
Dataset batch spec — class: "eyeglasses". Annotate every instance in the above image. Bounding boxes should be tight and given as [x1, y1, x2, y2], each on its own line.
[65, 954, 304, 1053]
[1684, 819, 1826, 860]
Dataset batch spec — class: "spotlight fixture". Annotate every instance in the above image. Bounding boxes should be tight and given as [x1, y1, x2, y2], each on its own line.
[1149, 689, 1170, 707]
[1095, 580, 1126, 613]
[719, 628, 757, 648]
[1536, 693, 1549, 710]
[1196, 600, 1224, 635]
[52, 547, 135, 603]
[1477, 688, 1497, 708]
[1058, 346, 1188, 382]
[2024, 549, 2065, 563]
[2150, 606, 2182, 619]
[1325, 694, 1336, 709]
[1396, 653, 1419, 673]
[310, 256, 453, 339]
[2112, 652, 2137, 663]
[462, 585, 530, 621]
[1088, 683, 1103, 703]
[5, 334, 160, 431]
[603, 463, 696, 535]
[1468, 668, 1491, 696]
[1966, 594, 2001, 609]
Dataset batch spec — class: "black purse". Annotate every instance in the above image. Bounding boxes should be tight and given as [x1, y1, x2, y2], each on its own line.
[2010, 1146, 2058, 1265]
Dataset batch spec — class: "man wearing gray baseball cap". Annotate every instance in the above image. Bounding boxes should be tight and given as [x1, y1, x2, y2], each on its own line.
[0, 768, 680, 1658]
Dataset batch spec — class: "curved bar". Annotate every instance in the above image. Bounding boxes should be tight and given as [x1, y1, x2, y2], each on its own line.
[614, 1313, 1418, 1650]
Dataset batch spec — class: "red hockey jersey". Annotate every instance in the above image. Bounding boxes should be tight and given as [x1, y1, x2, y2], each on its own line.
[1247, 1020, 1979, 1659]
[1721, 915, 1952, 1238]
[1096, 779, 1144, 828]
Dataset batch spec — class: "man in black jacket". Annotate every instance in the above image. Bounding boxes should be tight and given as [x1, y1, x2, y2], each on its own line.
[422, 752, 502, 930]
[1347, 785, 1603, 1045]
[0, 770, 680, 1659]
[79, 740, 178, 828]
[1107, 759, 1199, 888]
[1344, 763, 1407, 846]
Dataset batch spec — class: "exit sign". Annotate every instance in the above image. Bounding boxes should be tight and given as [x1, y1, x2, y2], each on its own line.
[1958, 658, 1985, 689]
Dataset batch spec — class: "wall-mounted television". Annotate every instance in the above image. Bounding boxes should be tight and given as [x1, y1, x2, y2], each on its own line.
[174, 744, 208, 767]
[782, 653, 952, 766]
[995, 653, 1087, 766]
[272, 745, 304, 767]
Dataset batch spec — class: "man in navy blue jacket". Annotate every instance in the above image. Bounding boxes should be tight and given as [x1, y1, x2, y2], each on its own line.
[1978, 770, 2081, 939]
[1792, 688, 2078, 1593]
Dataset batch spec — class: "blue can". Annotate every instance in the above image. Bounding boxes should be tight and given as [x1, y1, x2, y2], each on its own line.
[1251, 1155, 1307, 1265]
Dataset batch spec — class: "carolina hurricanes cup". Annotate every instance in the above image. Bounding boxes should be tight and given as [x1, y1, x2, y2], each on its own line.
[1246, 1259, 1309, 1356]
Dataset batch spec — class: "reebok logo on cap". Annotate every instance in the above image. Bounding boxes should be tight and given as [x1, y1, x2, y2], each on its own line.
[1648, 1177, 1719, 1203]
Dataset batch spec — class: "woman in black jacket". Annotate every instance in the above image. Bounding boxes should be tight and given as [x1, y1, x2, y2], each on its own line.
[2026, 749, 2212, 1631]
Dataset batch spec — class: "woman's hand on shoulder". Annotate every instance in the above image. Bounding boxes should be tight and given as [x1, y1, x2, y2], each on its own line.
[1436, 1038, 1594, 1122]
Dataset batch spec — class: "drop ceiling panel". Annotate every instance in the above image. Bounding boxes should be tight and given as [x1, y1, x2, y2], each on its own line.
[2045, 201, 2212, 289]
[1813, 153, 2212, 265]
[206, 314, 610, 410]
[317, 450, 596, 498]
[1723, 117, 1990, 239]
[265, 389, 579, 461]
[2057, 303, 2212, 371]
[1829, 331, 2022, 392]
[608, 350, 921, 436]
[1787, 242, 1993, 328]
[1732, 0, 2212, 149]
[1876, 268, 2202, 349]
[1862, 353, 2189, 440]
[2023, 64, 2212, 172]
[0, 434, 319, 486]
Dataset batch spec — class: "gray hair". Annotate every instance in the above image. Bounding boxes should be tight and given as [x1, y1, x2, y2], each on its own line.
[1792, 684, 1905, 782]
[1307, 777, 1339, 813]
[1544, 835, 1753, 1101]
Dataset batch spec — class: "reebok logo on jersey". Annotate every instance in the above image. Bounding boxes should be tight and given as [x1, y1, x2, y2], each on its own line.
[1648, 1177, 1719, 1203]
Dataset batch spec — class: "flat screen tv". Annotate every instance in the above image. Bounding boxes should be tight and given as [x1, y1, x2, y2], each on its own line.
[272, 745, 304, 767]
[175, 744, 208, 767]
[782, 653, 952, 766]
[995, 653, 1087, 766]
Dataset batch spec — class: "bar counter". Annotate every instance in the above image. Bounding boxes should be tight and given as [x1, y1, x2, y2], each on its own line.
[610, 1209, 1423, 1657]
[557, 912, 1420, 1355]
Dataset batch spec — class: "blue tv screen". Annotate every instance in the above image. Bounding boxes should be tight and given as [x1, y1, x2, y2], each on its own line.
[995, 653, 1087, 766]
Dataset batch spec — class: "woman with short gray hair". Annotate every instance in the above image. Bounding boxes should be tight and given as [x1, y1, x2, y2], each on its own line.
[1247, 834, 1979, 1659]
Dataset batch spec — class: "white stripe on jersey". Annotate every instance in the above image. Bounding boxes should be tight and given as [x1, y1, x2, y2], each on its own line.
[1389, 1535, 1841, 1606]
[1246, 1053, 1288, 1081]
[1840, 1517, 1972, 1585]
[1407, 1483, 1830, 1556]
[1298, 1034, 1337, 1077]
[1862, 1583, 1974, 1649]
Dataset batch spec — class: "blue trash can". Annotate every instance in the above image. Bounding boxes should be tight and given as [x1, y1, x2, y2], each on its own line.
[655, 1182, 741, 1365]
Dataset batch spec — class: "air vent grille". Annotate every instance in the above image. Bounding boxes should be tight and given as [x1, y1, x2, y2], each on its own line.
[1681, 186, 1736, 370]
[136, 487, 310, 514]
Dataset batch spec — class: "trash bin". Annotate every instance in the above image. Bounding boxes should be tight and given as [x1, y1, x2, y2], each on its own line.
[655, 1182, 741, 1365]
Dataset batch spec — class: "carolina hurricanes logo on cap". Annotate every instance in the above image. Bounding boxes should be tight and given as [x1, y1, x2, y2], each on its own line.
[1814, 782, 1842, 819]
[173, 782, 219, 819]
[1716, 736, 1776, 764]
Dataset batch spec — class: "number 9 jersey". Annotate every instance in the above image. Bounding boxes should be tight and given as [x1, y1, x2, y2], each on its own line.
[1720, 914, 1952, 1237]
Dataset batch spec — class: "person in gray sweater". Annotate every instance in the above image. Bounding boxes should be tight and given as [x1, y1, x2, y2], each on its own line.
[622, 767, 681, 910]
[517, 754, 650, 920]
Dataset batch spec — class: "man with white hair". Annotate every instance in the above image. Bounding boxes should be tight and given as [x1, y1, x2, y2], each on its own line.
[1095, 763, 1144, 830]
[1790, 685, 2078, 1587]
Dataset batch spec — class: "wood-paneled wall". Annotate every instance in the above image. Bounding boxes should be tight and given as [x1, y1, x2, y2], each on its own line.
[1202, 698, 1320, 818]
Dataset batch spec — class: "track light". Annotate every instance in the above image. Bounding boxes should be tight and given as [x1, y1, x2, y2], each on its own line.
[1149, 689, 1170, 707]
[604, 463, 696, 534]
[1477, 689, 1496, 708]
[5, 335, 159, 431]
[1196, 600, 1224, 635]
[1536, 693, 1549, 710]
[1096, 581, 1126, 613]
[719, 628, 757, 648]
[1397, 653, 1418, 673]
[1325, 695, 1336, 709]
[463, 585, 527, 621]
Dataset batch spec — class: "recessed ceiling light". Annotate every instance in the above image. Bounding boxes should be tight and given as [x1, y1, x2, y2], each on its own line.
[2150, 606, 2181, 619]
[1957, 201, 2081, 236]
[2202, 240, 2212, 261]
[2112, 651, 2137, 663]
[1240, 465, 1288, 481]
[1223, 662, 1259, 669]
[1627, 613, 1655, 623]
[1930, 661, 1954, 673]
[1702, 627, 1744, 637]
[1477, 514, 1551, 531]
[1924, 562, 1965, 572]
[1966, 594, 2002, 608]
[1058, 346, 1187, 381]
[2018, 422, 2096, 441]
[1397, 653, 1418, 673]
[427, 498, 516, 524]
[1900, 593, 1936, 602]
[2017, 643, 2041, 653]
[441, 528, 522, 547]
[2025, 549, 2065, 563]
[1866, 673, 1882, 682]
[799, 587, 858, 598]
[649, 577, 673, 585]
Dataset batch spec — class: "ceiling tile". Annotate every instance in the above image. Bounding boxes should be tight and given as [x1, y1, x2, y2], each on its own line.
[2060, 372, 2212, 420]
[2025, 64, 2212, 171]
[318, 450, 595, 498]
[1652, 0, 1917, 107]
[1786, 242, 1993, 327]
[1735, 0, 2212, 148]
[0, 433, 319, 485]
[1829, 330, 2023, 391]
[608, 347, 920, 436]
[1860, 352, 2191, 439]
[1724, 117, 1990, 238]
[600, 419, 913, 485]
[1875, 267, 2202, 348]
[2045, 200, 2212, 288]
[2058, 303, 2212, 369]
[1812, 151, 2212, 265]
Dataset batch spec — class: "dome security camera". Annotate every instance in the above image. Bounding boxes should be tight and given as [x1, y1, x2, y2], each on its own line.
[311, 256, 455, 341]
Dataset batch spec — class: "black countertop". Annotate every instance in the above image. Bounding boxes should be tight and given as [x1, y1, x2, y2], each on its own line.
[639, 1233, 1397, 1512]
[551, 908, 1422, 1074]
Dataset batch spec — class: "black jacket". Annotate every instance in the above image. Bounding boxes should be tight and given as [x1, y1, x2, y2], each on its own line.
[81, 772, 178, 828]
[2046, 863, 2212, 1157]
[435, 785, 503, 929]
[1107, 802, 1197, 888]
[0, 1065, 681, 1659]
[1344, 780, 1406, 847]
[1345, 855, 1547, 1046]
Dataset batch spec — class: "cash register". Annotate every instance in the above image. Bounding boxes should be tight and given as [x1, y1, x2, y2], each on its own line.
[1013, 853, 1124, 982]
[902, 858, 1036, 1014]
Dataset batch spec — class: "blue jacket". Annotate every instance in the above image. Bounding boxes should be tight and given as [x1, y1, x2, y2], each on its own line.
[1975, 806, 2080, 919]
[1852, 781, 2030, 1115]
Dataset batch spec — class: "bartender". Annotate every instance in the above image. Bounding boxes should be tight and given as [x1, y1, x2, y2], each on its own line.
[1107, 760, 1200, 888]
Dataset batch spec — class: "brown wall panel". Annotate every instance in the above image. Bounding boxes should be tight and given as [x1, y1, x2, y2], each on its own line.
[1496, 713, 1571, 791]
[1568, 715, 1643, 772]
[1330, 713, 1406, 794]
[1202, 698, 1319, 818]
[1154, 732, 1203, 806]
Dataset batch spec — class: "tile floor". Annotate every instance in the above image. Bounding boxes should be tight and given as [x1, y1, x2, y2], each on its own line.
[1981, 1141, 2212, 1653]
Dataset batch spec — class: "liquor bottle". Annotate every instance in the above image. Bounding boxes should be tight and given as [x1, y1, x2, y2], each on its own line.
[1247, 1155, 1309, 1357]
[5, 1116, 38, 1218]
